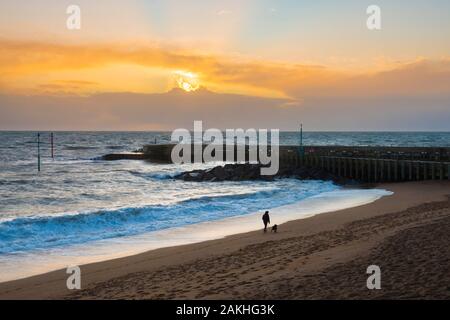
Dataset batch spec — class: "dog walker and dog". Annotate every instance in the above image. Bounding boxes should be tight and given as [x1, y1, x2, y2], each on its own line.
[262, 211, 277, 233]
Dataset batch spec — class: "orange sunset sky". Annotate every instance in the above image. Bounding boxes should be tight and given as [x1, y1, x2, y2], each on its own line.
[0, 0, 449, 131]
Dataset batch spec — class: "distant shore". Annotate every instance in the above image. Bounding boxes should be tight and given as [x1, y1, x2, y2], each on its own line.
[0, 181, 449, 299]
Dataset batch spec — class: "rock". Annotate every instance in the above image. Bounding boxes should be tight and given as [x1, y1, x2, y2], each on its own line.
[210, 166, 227, 181]
[174, 163, 354, 184]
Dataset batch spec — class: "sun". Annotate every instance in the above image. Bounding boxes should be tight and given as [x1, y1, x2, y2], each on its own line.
[174, 71, 200, 92]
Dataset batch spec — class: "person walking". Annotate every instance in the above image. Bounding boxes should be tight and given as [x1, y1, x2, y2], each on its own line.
[262, 211, 270, 232]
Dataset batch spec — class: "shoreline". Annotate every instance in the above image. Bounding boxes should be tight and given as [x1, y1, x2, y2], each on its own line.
[0, 180, 449, 299]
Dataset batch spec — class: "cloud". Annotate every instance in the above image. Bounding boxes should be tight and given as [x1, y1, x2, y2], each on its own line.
[35, 80, 99, 95]
[0, 38, 339, 97]
[0, 89, 294, 130]
[1, 39, 449, 100]
[0, 89, 448, 131]
[53, 80, 98, 86]
[216, 9, 232, 16]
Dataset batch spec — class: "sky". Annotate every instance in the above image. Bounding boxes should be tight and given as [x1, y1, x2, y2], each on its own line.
[0, 0, 449, 130]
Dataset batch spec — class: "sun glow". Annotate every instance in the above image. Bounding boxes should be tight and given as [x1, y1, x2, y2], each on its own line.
[174, 70, 200, 92]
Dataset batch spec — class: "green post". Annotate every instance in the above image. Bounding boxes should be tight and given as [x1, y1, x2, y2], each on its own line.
[51, 132, 54, 159]
[298, 124, 304, 161]
[37, 133, 41, 172]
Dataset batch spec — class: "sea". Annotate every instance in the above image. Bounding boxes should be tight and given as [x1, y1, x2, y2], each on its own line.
[0, 131, 448, 282]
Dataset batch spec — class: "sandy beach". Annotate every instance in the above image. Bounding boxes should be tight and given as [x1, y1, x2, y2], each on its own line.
[0, 180, 449, 300]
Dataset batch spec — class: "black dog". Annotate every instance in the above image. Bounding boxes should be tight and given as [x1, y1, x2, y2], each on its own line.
[271, 224, 278, 233]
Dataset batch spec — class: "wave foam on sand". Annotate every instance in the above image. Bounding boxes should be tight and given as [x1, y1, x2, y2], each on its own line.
[0, 188, 391, 283]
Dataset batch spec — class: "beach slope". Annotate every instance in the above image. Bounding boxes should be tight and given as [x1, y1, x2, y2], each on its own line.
[0, 181, 449, 300]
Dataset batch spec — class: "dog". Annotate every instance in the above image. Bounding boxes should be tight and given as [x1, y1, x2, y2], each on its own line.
[271, 224, 278, 233]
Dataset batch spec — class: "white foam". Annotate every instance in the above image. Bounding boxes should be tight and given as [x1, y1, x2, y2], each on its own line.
[0, 188, 392, 282]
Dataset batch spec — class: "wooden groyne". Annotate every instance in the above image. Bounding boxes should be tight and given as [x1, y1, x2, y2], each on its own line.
[117, 144, 450, 182]
[279, 146, 450, 182]
[283, 155, 450, 182]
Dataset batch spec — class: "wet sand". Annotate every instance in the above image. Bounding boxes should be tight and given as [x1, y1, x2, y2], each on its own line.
[1, 181, 449, 300]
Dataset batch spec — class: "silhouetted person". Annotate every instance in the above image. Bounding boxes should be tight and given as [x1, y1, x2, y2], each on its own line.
[262, 211, 270, 232]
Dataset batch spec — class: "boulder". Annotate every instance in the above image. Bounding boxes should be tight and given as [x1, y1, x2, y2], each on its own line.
[174, 163, 353, 185]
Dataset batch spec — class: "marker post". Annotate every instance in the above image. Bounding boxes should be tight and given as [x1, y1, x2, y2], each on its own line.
[37, 133, 41, 172]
